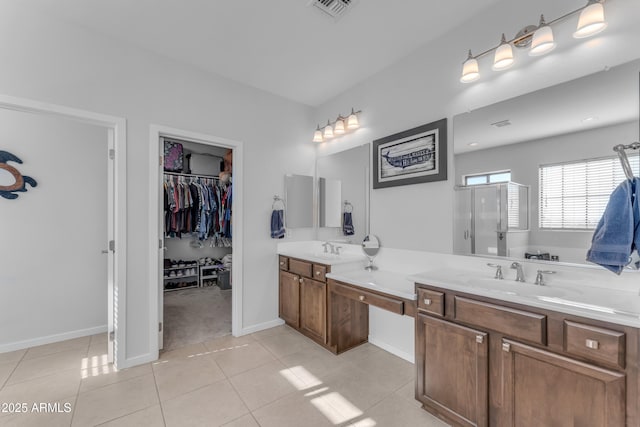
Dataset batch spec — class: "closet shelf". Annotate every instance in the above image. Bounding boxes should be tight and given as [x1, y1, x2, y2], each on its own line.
[164, 285, 198, 292]
[164, 273, 198, 280]
[164, 265, 198, 271]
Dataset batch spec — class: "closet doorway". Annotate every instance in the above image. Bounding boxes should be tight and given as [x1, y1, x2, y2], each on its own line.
[150, 126, 243, 354]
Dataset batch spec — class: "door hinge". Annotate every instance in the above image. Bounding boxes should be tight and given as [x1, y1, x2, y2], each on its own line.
[159, 239, 163, 249]
[109, 240, 115, 252]
[159, 156, 163, 166]
[109, 331, 115, 341]
[159, 322, 163, 332]
[108, 149, 115, 160]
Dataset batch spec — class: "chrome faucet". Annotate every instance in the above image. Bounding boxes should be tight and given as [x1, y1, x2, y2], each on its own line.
[534, 270, 556, 286]
[510, 262, 526, 282]
[321, 242, 334, 254]
[487, 263, 503, 279]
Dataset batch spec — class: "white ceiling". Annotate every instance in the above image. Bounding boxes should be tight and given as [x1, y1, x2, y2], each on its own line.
[23, 0, 501, 106]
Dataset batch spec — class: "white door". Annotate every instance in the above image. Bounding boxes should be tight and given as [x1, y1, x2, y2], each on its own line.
[106, 129, 115, 363]
[158, 138, 165, 350]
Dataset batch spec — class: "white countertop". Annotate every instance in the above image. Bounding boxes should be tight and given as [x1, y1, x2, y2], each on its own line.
[278, 248, 366, 266]
[326, 269, 417, 301]
[409, 270, 640, 328]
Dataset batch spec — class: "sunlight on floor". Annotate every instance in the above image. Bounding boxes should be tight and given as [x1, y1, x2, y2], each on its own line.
[311, 391, 364, 425]
[349, 417, 378, 426]
[80, 354, 114, 379]
[279, 365, 323, 390]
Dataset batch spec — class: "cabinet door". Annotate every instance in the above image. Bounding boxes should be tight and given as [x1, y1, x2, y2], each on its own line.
[299, 277, 326, 343]
[416, 314, 489, 427]
[501, 339, 625, 427]
[279, 270, 300, 328]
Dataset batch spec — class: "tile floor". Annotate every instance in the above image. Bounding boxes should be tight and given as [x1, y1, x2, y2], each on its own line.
[0, 325, 449, 426]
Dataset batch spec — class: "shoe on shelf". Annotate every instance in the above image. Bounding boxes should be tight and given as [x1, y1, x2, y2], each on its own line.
[169, 271, 176, 278]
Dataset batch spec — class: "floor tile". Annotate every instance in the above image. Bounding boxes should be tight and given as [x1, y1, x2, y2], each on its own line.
[72, 374, 159, 426]
[0, 369, 81, 406]
[0, 396, 75, 427]
[221, 414, 260, 427]
[7, 348, 87, 385]
[317, 364, 395, 412]
[335, 342, 382, 364]
[394, 379, 422, 408]
[23, 336, 90, 361]
[250, 324, 293, 340]
[162, 380, 249, 427]
[86, 340, 109, 360]
[350, 393, 450, 427]
[158, 342, 209, 361]
[279, 345, 344, 381]
[0, 349, 26, 365]
[212, 340, 276, 378]
[90, 333, 109, 346]
[0, 361, 18, 388]
[79, 363, 151, 394]
[229, 360, 299, 410]
[153, 352, 225, 401]
[203, 334, 256, 354]
[97, 404, 165, 427]
[350, 347, 414, 391]
[257, 330, 315, 359]
[252, 392, 334, 427]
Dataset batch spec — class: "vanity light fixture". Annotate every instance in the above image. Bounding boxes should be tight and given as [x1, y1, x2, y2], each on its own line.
[460, 0, 608, 83]
[312, 108, 361, 142]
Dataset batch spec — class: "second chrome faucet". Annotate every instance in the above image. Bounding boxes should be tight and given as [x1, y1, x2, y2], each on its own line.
[510, 262, 526, 282]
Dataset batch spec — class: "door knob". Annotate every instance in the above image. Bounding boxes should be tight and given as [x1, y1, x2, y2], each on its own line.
[423, 298, 432, 306]
[359, 295, 365, 301]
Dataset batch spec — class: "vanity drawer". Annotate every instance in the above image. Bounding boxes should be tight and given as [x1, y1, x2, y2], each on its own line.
[312, 264, 327, 282]
[454, 297, 547, 345]
[564, 321, 625, 370]
[331, 281, 404, 315]
[278, 256, 289, 271]
[417, 288, 444, 316]
[289, 258, 312, 278]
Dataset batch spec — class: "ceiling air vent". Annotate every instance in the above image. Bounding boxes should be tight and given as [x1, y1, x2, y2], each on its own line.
[309, 0, 356, 19]
[491, 119, 512, 128]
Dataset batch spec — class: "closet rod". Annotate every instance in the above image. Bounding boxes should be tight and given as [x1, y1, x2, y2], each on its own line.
[164, 171, 220, 180]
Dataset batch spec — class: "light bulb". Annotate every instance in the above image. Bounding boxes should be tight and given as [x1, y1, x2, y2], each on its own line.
[492, 34, 514, 71]
[312, 125, 323, 143]
[347, 109, 359, 129]
[334, 118, 345, 134]
[574, 1, 607, 38]
[323, 120, 334, 139]
[460, 50, 480, 83]
[530, 16, 556, 56]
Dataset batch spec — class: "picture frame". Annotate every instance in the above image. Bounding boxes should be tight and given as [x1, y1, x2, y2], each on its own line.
[372, 118, 447, 189]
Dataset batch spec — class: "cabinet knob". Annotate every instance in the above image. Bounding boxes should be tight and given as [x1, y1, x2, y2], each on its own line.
[585, 339, 599, 350]
[502, 342, 511, 352]
[315, 271, 320, 276]
[476, 335, 484, 344]
[299, 278, 304, 284]
[423, 298, 432, 306]
[359, 295, 365, 301]
[280, 261, 284, 266]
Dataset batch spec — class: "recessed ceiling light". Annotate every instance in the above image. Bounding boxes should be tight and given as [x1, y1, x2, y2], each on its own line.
[468, 142, 479, 147]
[490, 120, 511, 128]
[581, 116, 598, 123]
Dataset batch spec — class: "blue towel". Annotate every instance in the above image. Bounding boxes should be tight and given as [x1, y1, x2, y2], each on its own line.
[343, 212, 354, 236]
[270, 209, 285, 239]
[586, 178, 640, 274]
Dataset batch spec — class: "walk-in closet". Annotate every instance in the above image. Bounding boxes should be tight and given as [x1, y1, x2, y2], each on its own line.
[160, 136, 233, 351]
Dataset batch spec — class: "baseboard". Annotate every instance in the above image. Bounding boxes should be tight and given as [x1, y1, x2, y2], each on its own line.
[368, 336, 415, 364]
[0, 325, 108, 354]
[239, 318, 285, 336]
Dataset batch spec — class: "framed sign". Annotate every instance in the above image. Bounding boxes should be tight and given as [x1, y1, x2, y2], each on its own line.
[372, 118, 447, 189]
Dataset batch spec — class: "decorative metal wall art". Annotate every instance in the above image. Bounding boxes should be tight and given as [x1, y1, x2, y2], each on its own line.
[0, 151, 37, 199]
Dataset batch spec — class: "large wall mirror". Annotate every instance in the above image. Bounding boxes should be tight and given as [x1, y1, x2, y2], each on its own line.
[453, 58, 640, 265]
[316, 144, 370, 244]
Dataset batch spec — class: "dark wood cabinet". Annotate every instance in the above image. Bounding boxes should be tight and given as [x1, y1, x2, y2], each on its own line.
[416, 313, 489, 427]
[278, 256, 330, 346]
[415, 283, 639, 426]
[279, 270, 300, 328]
[501, 339, 625, 427]
[299, 277, 326, 343]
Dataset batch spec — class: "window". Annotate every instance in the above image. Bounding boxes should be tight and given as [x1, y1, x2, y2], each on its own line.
[539, 155, 639, 229]
[464, 170, 511, 186]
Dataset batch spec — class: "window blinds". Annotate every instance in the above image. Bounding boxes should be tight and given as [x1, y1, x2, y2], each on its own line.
[539, 154, 640, 229]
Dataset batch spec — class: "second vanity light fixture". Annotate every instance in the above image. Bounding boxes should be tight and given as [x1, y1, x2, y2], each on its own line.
[313, 108, 361, 142]
[460, 0, 608, 83]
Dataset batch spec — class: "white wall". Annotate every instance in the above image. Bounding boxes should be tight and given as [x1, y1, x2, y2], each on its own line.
[455, 121, 638, 263]
[0, 109, 108, 351]
[0, 7, 315, 360]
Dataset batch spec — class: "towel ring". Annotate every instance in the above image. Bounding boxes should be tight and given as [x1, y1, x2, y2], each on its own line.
[272, 195, 285, 210]
[343, 201, 353, 213]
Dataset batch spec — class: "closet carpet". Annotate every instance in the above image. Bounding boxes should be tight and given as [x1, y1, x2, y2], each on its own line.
[163, 286, 232, 351]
